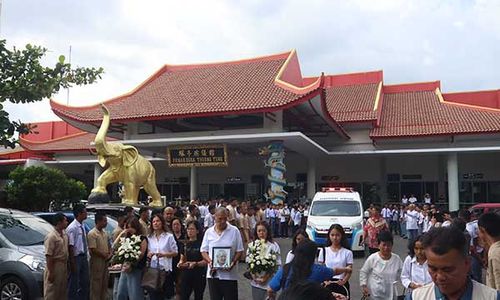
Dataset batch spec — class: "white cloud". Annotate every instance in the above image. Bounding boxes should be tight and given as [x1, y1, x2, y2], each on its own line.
[1, 0, 499, 124]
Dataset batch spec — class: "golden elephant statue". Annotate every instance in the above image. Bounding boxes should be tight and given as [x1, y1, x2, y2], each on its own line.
[89, 104, 162, 207]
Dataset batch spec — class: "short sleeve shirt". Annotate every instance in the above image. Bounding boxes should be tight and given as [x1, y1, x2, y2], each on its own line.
[44, 229, 69, 261]
[200, 223, 244, 280]
[66, 219, 87, 255]
[87, 228, 110, 260]
[317, 247, 353, 279]
[364, 217, 388, 248]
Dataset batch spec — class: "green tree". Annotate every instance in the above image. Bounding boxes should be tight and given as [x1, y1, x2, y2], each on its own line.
[0, 39, 104, 148]
[5, 166, 87, 211]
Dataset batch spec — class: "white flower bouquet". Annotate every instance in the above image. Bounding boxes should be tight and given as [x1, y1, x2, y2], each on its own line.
[247, 239, 278, 275]
[112, 234, 142, 271]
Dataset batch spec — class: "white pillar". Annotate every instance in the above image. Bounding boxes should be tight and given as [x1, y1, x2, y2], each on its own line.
[447, 152, 459, 211]
[190, 166, 197, 200]
[307, 159, 316, 200]
[93, 163, 102, 187]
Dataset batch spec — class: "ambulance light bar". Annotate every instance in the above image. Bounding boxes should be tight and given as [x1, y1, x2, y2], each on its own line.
[321, 187, 354, 192]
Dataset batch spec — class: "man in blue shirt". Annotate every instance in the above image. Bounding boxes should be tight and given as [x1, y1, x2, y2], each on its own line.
[405, 227, 499, 300]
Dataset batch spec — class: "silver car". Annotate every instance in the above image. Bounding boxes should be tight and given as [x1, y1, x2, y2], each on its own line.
[0, 208, 52, 300]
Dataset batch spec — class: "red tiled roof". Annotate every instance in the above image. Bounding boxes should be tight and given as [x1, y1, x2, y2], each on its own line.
[51, 51, 320, 123]
[443, 90, 500, 109]
[20, 132, 103, 152]
[0, 147, 50, 160]
[371, 90, 500, 138]
[324, 83, 379, 123]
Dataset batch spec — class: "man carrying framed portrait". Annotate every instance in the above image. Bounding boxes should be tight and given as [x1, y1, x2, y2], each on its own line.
[212, 247, 231, 269]
[201, 207, 244, 300]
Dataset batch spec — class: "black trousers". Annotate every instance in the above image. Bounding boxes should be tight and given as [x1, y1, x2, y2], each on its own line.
[280, 222, 288, 237]
[180, 268, 206, 300]
[208, 278, 238, 300]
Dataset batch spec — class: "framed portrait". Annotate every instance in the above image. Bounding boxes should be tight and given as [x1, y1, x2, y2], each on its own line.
[212, 247, 232, 269]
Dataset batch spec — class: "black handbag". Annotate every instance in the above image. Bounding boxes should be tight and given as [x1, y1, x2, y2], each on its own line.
[141, 257, 167, 291]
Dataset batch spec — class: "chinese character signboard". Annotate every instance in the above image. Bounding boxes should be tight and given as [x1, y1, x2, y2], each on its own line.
[167, 144, 228, 167]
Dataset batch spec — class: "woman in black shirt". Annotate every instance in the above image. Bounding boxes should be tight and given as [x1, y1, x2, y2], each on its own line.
[177, 220, 207, 300]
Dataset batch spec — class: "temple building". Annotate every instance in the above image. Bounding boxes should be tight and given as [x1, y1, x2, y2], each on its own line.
[2, 50, 500, 210]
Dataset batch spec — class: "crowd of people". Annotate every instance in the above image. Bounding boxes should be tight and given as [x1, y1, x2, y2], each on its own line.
[42, 198, 500, 300]
[42, 199, 309, 300]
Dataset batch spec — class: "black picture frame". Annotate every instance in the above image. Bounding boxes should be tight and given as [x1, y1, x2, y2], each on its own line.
[212, 247, 232, 269]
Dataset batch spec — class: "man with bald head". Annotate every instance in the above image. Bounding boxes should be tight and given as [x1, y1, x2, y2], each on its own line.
[163, 206, 175, 230]
[201, 207, 244, 300]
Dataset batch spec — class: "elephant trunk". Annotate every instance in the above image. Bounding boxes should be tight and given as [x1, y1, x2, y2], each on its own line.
[94, 104, 115, 156]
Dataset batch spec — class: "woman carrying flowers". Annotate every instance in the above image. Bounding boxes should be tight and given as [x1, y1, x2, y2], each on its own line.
[114, 217, 148, 300]
[246, 221, 281, 300]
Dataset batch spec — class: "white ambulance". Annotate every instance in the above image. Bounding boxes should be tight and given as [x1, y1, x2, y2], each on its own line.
[306, 187, 364, 253]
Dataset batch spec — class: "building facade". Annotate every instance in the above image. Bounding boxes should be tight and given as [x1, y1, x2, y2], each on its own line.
[2, 50, 500, 210]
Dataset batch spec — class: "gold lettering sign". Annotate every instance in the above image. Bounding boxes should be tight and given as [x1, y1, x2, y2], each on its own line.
[167, 144, 228, 167]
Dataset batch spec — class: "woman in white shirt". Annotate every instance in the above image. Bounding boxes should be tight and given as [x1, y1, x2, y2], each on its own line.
[246, 221, 281, 300]
[317, 224, 353, 295]
[401, 236, 432, 295]
[360, 231, 403, 300]
[147, 214, 179, 300]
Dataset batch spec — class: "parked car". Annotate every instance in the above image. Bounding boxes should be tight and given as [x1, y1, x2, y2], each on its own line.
[33, 211, 119, 238]
[469, 203, 500, 216]
[0, 208, 53, 299]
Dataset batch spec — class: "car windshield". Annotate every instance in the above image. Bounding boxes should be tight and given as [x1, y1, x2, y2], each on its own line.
[0, 214, 54, 246]
[310, 200, 361, 217]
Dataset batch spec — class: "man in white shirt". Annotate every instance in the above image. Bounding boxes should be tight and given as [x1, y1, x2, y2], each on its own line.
[67, 204, 90, 299]
[291, 205, 302, 234]
[408, 194, 418, 204]
[279, 204, 290, 237]
[204, 205, 216, 230]
[264, 205, 272, 224]
[268, 205, 277, 237]
[423, 193, 432, 204]
[199, 201, 209, 228]
[406, 204, 420, 244]
[401, 195, 409, 205]
[201, 207, 244, 299]
[382, 204, 393, 225]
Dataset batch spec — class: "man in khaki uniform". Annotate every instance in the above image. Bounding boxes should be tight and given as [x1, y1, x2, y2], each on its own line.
[44, 212, 69, 300]
[87, 212, 111, 300]
[138, 206, 150, 235]
[226, 198, 238, 226]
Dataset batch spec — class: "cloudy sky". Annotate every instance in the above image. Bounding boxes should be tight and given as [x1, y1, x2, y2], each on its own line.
[1, 0, 499, 124]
